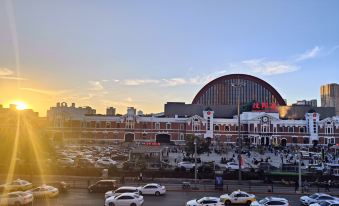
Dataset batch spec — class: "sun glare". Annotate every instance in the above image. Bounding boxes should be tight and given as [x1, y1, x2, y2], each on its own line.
[12, 101, 28, 110]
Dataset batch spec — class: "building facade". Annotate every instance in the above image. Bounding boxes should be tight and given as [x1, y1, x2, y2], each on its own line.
[321, 83, 339, 115]
[46, 104, 339, 146]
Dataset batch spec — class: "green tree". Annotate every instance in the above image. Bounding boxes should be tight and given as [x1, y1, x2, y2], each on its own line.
[185, 135, 210, 157]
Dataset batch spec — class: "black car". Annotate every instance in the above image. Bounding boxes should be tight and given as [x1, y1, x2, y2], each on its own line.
[47, 181, 70, 193]
[88, 180, 117, 193]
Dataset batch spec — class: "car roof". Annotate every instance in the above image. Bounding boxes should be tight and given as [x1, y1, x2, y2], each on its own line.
[116, 193, 138, 197]
[144, 183, 160, 186]
[99, 180, 116, 182]
[265, 197, 288, 202]
[312, 193, 331, 196]
[116, 186, 138, 190]
[200, 197, 219, 200]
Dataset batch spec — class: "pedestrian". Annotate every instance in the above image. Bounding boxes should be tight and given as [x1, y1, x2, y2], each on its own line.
[139, 172, 143, 182]
[325, 180, 331, 192]
[303, 180, 309, 193]
[295, 181, 299, 193]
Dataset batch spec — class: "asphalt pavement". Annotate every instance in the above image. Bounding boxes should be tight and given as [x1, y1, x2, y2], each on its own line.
[32, 189, 303, 206]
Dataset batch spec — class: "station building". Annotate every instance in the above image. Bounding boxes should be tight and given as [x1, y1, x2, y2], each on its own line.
[46, 74, 339, 146]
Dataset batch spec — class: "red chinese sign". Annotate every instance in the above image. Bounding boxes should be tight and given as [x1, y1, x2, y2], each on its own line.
[252, 102, 278, 112]
[144, 142, 161, 146]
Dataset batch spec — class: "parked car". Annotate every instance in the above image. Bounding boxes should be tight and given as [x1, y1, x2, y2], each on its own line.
[0, 191, 33, 206]
[57, 158, 74, 167]
[310, 200, 339, 206]
[0, 179, 33, 192]
[251, 197, 289, 206]
[46, 182, 70, 193]
[75, 158, 95, 168]
[88, 180, 117, 193]
[105, 193, 144, 206]
[300, 193, 339, 206]
[26, 185, 59, 198]
[220, 190, 256, 205]
[186, 196, 223, 206]
[105, 186, 140, 199]
[177, 162, 195, 170]
[137, 183, 166, 196]
[95, 158, 117, 168]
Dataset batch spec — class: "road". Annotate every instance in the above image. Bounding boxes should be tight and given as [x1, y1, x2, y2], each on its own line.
[32, 189, 302, 206]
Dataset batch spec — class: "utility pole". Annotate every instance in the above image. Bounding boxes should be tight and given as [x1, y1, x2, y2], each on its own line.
[231, 78, 245, 183]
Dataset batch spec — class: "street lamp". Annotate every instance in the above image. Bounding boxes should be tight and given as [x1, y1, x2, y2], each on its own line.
[194, 137, 198, 189]
[231, 78, 246, 183]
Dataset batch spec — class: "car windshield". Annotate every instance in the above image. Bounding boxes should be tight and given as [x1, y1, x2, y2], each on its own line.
[319, 202, 330, 206]
[258, 198, 269, 204]
[310, 194, 319, 199]
[197, 198, 204, 204]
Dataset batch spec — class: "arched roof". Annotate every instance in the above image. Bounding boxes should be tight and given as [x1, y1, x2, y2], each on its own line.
[192, 74, 286, 106]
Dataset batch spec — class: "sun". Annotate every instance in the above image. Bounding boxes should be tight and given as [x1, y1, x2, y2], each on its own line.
[12, 101, 28, 110]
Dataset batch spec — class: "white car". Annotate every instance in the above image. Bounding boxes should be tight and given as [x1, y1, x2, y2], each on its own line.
[137, 183, 166, 196]
[220, 190, 256, 205]
[105, 193, 144, 206]
[251, 197, 289, 206]
[26, 185, 59, 198]
[57, 158, 74, 167]
[178, 162, 195, 169]
[0, 179, 33, 192]
[300, 193, 339, 205]
[310, 200, 339, 206]
[105, 186, 140, 199]
[225, 162, 249, 171]
[96, 158, 117, 168]
[0, 191, 33, 206]
[186, 197, 223, 206]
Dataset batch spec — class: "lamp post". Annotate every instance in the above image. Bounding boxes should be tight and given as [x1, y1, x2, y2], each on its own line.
[194, 137, 198, 188]
[231, 78, 246, 183]
[298, 152, 302, 193]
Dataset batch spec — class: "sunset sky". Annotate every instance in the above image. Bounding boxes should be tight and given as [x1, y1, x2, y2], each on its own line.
[1, 0, 339, 116]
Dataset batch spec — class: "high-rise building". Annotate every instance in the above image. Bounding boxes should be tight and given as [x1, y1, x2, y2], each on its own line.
[321, 83, 339, 115]
[292, 99, 317, 107]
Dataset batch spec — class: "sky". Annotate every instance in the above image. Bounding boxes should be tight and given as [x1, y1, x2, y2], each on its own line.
[0, 0, 339, 116]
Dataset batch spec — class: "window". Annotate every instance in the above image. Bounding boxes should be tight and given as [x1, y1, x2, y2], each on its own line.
[288, 127, 293, 133]
[214, 125, 220, 131]
[179, 133, 184, 141]
[106, 122, 111, 128]
[155, 123, 160, 129]
[166, 123, 171, 130]
[292, 137, 298, 144]
[143, 123, 147, 129]
[300, 127, 305, 133]
[180, 124, 184, 130]
[96, 122, 100, 128]
[225, 126, 230, 131]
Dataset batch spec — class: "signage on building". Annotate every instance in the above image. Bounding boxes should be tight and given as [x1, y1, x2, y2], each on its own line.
[144, 142, 161, 146]
[252, 102, 278, 112]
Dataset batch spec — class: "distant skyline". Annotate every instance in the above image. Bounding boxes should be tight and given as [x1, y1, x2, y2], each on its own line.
[0, 0, 339, 116]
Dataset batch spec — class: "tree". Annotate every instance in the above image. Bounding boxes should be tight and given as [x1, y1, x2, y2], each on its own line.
[185, 135, 210, 157]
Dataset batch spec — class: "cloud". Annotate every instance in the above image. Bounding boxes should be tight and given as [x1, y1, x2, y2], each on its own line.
[241, 58, 299, 75]
[296, 46, 321, 61]
[20, 87, 68, 95]
[126, 97, 133, 102]
[0, 68, 14, 76]
[88, 81, 104, 91]
[161, 78, 187, 86]
[0, 76, 27, 80]
[123, 79, 160, 86]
